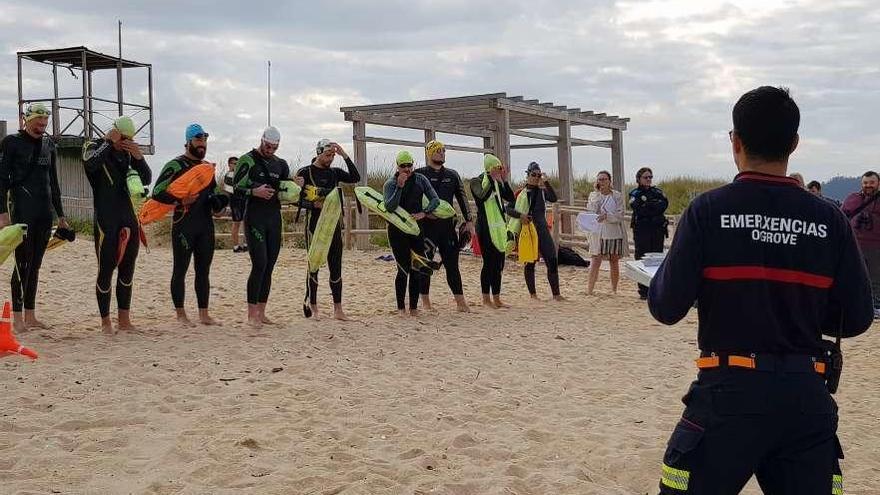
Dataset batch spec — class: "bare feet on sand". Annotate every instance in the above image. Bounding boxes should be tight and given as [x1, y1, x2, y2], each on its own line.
[101, 317, 116, 334]
[333, 304, 349, 321]
[553, 295, 567, 302]
[199, 309, 220, 326]
[493, 297, 510, 308]
[454, 295, 470, 313]
[482, 295, 496, 308]
[420, 295, 433, 311]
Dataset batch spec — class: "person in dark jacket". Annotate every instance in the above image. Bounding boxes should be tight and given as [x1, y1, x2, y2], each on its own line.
[841, 171, 880, 318]
[0, 103, 69, 332]
[628, 166, 669, 299]
[649, 86, 872, 495]
[383, 150, 439, 316]
[414, 140, 473, 312]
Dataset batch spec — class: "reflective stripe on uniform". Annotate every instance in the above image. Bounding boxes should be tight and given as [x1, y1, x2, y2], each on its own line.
[832, 474, 843, 495]
[661, 464, 690, 491]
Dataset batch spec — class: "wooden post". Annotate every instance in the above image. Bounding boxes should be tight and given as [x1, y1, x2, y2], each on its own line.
[147, 66, 154, 151]
[611, 128, 625, 197]
[424, 129, 435, 164]
[557, 120, 573, 204]
[17, 55, 23, 127]
[353, 119, 369, 249]
[52, 63, 60, 137]
[494, 108, 510, 169]
[0, 121, 7, 140]
[81, 51, 90, 139]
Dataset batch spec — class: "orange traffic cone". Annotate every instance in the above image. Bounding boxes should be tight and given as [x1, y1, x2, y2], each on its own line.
[0, 301, 38, 359]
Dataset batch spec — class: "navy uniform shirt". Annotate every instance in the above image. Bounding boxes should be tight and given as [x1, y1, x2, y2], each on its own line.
[649, 171, 872, 354]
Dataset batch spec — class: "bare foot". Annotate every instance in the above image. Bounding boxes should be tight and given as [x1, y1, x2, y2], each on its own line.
[25, 318, 49, 329]
[13, 318, 27, 334]
[409, 309, 420, 318]
[482, 296, 496, 308]
[420, 296, 433, 311]
[529, 294, 540, 300]
[101, 319, 116, 334]
[456, 303, 471, 313]
[493, 298, 510, 308]
[177, 315, 196, 327]
[553, 295, 567, 302]
[200, 316, 220, 326]
[309, 305, 321, 320]
[333, 309, 349, 321]
[454, 295, 470, 313]
[398, 309, 408, 317]
[248, 317, 263, 329]
[116, 321, 138, 332]
[261, 316, 275, 325]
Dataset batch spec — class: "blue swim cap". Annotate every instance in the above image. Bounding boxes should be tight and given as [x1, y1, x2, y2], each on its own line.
[185, 123, 208, 142]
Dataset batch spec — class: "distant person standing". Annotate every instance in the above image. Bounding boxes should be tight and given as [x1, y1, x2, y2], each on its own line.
[222, 156, 247, 253]
[470, 154, 516, 308]
[842, 171, 880, 318]
[586, 170, 628, 295]
[789, 172, 805, 188]
[808, 180, 841, 207]
[512, 162, 563, 300]
[628, 167, 669, 299]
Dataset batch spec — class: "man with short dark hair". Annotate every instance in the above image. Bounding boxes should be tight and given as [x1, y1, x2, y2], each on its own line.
[842, 171, 880, 317]
[628, 166, 668, 300]
[650, 86, 872, 494]
[0, 103, 69, 332]
[222, 155, 246, 252]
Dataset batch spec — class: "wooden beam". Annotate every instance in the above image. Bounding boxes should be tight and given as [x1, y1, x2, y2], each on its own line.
[361, 135, 492, 154]
[510, 143, 558, 149]
[497, 99, 628, 130]
[340, 93, 505, 113]
[509, 129, 559, 141]
[345, 111, 492, 138]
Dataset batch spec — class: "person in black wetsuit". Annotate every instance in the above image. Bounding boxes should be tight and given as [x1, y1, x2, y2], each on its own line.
[234, 126, 290, 328]
[383, 150, 439, 317]
[414, 140, 473, 312]
[294, 138, 360, 320]
[0, 103, 69, 332]
[510, 162, 564, 301]
[470, 153, 515, 309]
[152, 123, 227, 327]
[82, 116, 152, 333]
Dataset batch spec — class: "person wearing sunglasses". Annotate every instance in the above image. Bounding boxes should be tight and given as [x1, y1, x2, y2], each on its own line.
[628, 166, 668, 300]
[414, 140, 473, 312]
[0, 103, 69, 331]
[82, 116, 152, 333]
[512, 161, 563, 300]
[383, 150, 440, 316]
[152, 123, 228, 327]
[470, 153, 516, 308]
[293, 138, 360, 320]
[234, 126, 290, 328]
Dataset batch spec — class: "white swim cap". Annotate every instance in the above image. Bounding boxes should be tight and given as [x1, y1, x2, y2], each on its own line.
[262, 126, 281, 145]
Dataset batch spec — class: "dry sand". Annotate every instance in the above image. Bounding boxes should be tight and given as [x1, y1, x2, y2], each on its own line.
[1, 239, 878, 494]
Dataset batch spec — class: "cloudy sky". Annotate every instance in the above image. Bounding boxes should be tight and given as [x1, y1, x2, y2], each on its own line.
[1, 0, 877, 183]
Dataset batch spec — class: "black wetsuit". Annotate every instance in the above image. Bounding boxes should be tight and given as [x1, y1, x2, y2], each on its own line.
[235, 149, 290, 305]
[153, 156, 226, 310]
[0, 131, 65, 312]
[383, 173, 439, 310]
[414, 165, 471, 297]
[470, 173, 515, 296]
[296, 156, 360, 305]
[509, 183, 560, 296]
[629, 185, 669, 298]
[82, 138, 152, 317]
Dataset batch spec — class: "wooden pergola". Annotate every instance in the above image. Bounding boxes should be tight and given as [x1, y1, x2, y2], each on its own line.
[340, 92, 629, 242]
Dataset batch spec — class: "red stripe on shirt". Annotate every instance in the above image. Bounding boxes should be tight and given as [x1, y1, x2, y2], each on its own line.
[703, 266, 833, 289]
[734, 172, 801, 186]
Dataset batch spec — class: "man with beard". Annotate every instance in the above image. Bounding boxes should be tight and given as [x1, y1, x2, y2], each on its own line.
[0, 103, 69, 332]
[152, 124, 227, 327]
[294, 139, 360, 320]
[414, 140, 473, 312]
[842, 171, 880, 318]
[82, 116, 152, 333]
[235, 127, 290, 328]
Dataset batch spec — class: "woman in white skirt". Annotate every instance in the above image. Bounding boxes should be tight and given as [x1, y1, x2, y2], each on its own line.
[586, 170, 629, 295]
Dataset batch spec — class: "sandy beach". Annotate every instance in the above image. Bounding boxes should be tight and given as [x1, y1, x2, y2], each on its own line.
[1, 238, 878, 494]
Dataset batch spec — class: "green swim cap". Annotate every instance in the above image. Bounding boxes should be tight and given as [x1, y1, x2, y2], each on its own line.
[113, 116, 136, 138]
[484, 153, 502, 172]
[396, 150, 414, 166]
